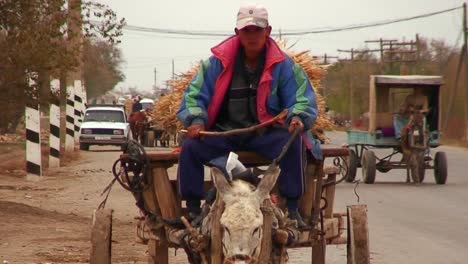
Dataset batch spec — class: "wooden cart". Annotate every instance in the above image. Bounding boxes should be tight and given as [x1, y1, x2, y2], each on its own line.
[91, 147, 369, 264]
[345, 75, 448, 184]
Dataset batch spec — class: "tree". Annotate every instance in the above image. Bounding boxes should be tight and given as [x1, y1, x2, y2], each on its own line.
[83, 40, 125, 99]
[0, 0, 125, 133]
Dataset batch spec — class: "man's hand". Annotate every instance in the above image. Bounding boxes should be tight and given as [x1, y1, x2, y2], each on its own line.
[288, 118, 304, 134]
[186, 124, 205, 139]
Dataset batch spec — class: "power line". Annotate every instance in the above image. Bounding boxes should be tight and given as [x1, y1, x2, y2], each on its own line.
[284, 6, 463, 35]
[118, 5, 463, 37]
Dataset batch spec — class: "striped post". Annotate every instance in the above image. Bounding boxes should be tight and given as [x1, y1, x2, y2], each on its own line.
[26, 74, 42, 181]
[74, 80, 83, 143]
[65, 84, 75, 152]
[26, 105, 42, 180]
[49, 103, 61, 168]
[49, 79, 61, 167]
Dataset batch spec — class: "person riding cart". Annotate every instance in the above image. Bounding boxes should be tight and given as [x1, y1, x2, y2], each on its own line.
[393, 87, 429, 139]
[131, 95, 143, 113]
[176, 3, 321, 229]
[393, 87, 431, 159]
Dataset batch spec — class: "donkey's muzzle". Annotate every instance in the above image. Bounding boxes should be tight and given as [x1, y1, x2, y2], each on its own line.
[224, 254, 256, 264]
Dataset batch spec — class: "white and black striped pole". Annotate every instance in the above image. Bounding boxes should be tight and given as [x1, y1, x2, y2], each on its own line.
[26, 74, 42, 181]
[49, 79, 61, 168]
[49, 103, 60, 167]
[65, 84, 75, 152]
[74, 80, 83, 143]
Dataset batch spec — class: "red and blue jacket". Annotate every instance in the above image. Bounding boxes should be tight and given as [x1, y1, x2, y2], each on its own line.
[177, 35, 318, 131]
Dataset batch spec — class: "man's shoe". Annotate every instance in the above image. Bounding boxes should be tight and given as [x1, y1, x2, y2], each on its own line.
[288, 211, 308, 230]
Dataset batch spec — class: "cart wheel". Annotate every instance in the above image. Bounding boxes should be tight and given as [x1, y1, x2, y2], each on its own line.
[345, 149, 358, 182]
[409, 152, 425, 183]
[90, 208, 113, 264]
[362, 150, 376, 184]
[347, 204, 370, 264]
[434, 151, 447, 184]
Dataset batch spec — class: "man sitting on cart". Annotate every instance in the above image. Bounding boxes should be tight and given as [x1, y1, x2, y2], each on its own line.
[176, 3, 320, 229]
[393, 87, 429, 138]
[393, 87, 431, 158]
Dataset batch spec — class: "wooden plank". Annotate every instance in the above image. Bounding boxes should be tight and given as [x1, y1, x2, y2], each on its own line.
[374, 75, 444, 85]
[347, 205, 370, 264]
[294, 217, 340, 246]
[142, 175, 159, 215]
[137, 147, 350, 164]
[258, 200, 273, 264]
[90, 208, 112, 264]
[311, 160, 325, 264]
[312, 230, 326, 264]
[324, 173, 337, 218]
[299, 162, 317, 220]
[153, 167, 181, 219]
[151, 166, 180, 262]
[147, 238, 168, 264]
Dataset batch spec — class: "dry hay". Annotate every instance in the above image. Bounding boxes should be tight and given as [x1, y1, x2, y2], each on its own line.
[153, 39, 333, 143]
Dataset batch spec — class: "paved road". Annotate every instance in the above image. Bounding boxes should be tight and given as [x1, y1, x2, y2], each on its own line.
[322, 131, 468, 264]
[81, 131, 468, 263]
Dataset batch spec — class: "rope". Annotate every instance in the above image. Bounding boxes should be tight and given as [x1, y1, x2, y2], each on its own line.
[112, 139, 151, 193]
[97, 140, 151, 210]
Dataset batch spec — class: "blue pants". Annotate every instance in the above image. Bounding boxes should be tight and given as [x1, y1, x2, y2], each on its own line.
[177, 128, 305, 201]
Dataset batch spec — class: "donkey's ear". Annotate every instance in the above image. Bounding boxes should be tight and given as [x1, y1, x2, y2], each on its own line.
[256, 164, 281, 200]
[211, 167, 232, 196]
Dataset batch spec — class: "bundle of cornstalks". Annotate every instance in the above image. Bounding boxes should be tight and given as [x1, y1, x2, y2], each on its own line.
[153, 40, 334, 143]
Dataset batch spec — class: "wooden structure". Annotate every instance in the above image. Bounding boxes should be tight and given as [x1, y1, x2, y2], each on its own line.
[91, 147, 370, 263]
[346, 75, 448, 184]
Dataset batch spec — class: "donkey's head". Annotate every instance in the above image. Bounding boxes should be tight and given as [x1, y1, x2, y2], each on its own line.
[211, 164, 280, 263]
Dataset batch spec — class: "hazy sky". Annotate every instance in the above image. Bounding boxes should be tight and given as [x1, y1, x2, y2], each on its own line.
[99, 0, 465, 92]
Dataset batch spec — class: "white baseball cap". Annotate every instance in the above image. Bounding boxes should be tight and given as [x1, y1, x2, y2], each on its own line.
[236, 3, 269, 30]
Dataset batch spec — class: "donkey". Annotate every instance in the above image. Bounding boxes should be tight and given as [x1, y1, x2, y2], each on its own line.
[400, 110, 427, 183]
[203, 164, 281, 263]
[128, 110, 148, 144]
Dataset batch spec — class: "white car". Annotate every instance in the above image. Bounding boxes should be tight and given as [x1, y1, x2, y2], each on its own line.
[139, 98, 154, 110]
[79, 105, 131, 150]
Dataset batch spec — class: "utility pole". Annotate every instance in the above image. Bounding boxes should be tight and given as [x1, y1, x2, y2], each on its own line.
[365, 37, 418, 74]
[154, 67, 157, 87]
[445, 3, 468, 138]
[315, 53, 338, 65]
[365, 38, 397, 72]
[172, 59, 175, 80]
[463, 1, 468, 140]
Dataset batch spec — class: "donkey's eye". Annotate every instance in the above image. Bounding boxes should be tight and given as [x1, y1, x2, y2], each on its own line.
[253, 227, 260, 235]
[224, 226, 231, 236]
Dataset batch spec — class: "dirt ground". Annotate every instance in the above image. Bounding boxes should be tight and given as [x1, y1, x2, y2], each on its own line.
[0, 144, 348, 264]
[0, 145, 154, 264]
